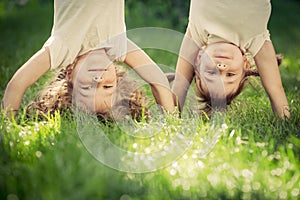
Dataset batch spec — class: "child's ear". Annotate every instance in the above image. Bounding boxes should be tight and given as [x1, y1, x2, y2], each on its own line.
[243, 56, 249, 70]
[66, 72, 72, 82]
[194, 49, 204, 68]
[65, 62, 76, 82]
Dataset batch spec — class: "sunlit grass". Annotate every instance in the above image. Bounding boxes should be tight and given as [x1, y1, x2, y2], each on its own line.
[1, 106, 299, 199]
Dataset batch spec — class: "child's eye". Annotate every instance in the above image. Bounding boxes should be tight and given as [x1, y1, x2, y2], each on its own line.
[103, 85, 113, 89]
[206, 70, 217, 75]
[81, 85, 92, 90]
[226, 72, 235, 77]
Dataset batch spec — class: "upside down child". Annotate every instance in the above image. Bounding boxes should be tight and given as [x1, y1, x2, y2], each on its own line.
[172, 0, 290, 119]
[2, 0, 175, 120]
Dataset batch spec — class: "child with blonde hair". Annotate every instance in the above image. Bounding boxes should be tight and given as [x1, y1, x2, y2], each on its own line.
[172, 0, 290, 118]
[2, 0, 175, 120]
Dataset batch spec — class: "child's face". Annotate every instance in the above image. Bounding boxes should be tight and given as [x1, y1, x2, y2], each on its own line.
[196, 42, 247, 98]
[71, 49, 117, 114]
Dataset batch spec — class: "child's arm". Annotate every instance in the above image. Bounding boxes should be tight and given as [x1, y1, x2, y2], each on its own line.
[254, 41, 290, 119]
[172, 54, 194, 112]
[172, 32, 199, 112]
[125, 39, 175, 112]
[2, 48, 51, 117]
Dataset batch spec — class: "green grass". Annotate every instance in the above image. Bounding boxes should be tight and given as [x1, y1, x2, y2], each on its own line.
[1, 0, 300, 199]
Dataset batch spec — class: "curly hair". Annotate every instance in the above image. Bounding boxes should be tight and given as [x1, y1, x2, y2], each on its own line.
[195, 54, 283, 116]
[26, 66, 73, 117]
[26, 61, 150, 121]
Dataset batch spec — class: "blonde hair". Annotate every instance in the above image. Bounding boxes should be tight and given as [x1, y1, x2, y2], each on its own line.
[26, 61, 150, 121]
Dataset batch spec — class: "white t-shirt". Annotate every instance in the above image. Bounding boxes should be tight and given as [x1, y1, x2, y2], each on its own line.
[44, 0, 126, 69]
[188, 0, 272, 56]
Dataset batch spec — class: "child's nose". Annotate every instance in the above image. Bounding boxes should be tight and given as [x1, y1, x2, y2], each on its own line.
[217, 63, 227, 70]
[93, 76, 102, 83]
[92, 68, 112, 83]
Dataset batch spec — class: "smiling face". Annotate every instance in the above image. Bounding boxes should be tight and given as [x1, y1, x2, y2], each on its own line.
[71, 49, 117, 115]
[195, 42, 247, 100]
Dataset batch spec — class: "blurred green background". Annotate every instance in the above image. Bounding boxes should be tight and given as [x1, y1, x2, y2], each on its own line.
[0, 0, 299, 200]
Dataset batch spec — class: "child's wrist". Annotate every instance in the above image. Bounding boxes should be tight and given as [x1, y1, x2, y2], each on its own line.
[1, 101, 18, 117]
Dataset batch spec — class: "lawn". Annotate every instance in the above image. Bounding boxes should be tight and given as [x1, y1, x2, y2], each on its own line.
[0, 0, 299, 199]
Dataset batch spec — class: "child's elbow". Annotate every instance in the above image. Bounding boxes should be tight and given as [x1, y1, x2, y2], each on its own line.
[6, 77, 29, 94]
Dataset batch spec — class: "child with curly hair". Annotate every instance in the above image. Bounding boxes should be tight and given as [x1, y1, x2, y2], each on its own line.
[26, 52, 150, 120]
[172, 0, 290, 118]
[2, 0, 175, 120]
